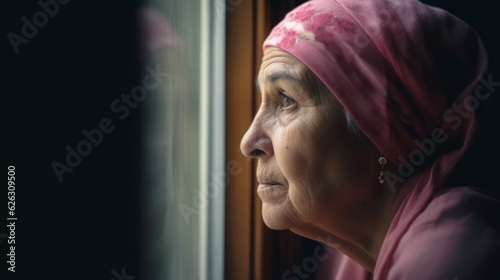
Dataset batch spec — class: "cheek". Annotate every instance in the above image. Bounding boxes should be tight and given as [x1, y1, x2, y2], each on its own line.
[273, 109, 368, 220]
[278, 117, 341, 180]
[274, 122, 335, 218]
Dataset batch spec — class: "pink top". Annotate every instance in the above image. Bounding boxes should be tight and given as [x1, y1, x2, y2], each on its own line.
[317, 185, 500, 279]
[263, 0, 500, 278]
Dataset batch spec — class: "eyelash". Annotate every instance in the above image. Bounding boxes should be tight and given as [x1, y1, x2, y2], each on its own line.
[278, 92, 296, 110]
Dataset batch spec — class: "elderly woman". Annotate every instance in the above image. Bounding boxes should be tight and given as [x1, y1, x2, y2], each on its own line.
[240, 0, 500, 279]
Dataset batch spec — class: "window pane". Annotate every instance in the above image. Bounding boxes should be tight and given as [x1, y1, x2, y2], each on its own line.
[138, 2, 206, 280]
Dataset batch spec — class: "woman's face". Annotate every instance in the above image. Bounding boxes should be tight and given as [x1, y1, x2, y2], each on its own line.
[240, 47, 380, 231]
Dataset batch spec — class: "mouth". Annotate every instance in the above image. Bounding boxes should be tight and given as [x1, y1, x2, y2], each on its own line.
[256, 176, 288, 204]
[257, 180, 283, 190]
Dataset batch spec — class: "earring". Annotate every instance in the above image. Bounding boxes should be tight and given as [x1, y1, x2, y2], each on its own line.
[378, 156, 387, 184]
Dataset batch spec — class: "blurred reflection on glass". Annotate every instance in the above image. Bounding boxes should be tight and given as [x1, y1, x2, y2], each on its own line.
[137, 4, 201, 280]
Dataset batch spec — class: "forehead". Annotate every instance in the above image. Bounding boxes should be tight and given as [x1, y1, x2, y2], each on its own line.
[258, 48, 304, 84]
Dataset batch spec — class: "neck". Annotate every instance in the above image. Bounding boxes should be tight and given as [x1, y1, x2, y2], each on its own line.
[339, 185, 399, 272]
[317, 184, 400, 272]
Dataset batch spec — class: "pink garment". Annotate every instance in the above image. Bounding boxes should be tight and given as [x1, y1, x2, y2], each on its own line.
[263, 0, 500, 278]
[316, 185, 500, 279]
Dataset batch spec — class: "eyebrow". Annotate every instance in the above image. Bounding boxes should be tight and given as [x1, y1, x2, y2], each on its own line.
[268, 72, 299, 83]
[255, 72, 300, 92]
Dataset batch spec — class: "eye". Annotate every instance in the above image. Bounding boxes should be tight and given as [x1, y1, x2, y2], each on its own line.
[279, 92, 296, 109]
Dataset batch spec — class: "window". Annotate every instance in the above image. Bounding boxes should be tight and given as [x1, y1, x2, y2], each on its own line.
[139, 1, 225, 279]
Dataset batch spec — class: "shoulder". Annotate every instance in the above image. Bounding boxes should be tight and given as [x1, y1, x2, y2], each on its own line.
[389, 187, 500, 280]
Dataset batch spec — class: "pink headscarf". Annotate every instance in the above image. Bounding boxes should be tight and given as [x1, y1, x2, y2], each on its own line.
[264, 0, 490, 278]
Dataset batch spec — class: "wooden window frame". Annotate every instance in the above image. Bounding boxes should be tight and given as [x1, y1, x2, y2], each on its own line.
[225, 1, 317, 279]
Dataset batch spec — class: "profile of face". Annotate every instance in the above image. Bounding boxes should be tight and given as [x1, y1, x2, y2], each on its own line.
[240, 47, 384, 237]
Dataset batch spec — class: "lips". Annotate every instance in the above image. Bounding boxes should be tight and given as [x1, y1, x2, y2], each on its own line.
[256, 174, 288, 204]
[257, 180, 282, 189]
[257, 176, 285, 189]
[257, 183, 287, 204]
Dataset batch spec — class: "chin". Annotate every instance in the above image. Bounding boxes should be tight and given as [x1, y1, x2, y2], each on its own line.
[261, 203, 294, 230]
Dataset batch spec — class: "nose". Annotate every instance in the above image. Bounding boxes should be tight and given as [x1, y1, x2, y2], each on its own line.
[240, 111, 273, 158]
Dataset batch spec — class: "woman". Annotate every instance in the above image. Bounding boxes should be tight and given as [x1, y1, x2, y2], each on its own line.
[240, 0, 500, 279]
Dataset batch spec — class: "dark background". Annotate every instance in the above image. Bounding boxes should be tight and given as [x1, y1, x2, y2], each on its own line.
[2, 0, 499, 279]
[3, 0, 141, 279]
[420, 0, 500, 199]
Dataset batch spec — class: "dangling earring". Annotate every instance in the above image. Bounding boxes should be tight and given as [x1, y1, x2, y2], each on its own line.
[378, 155, 387, 184]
